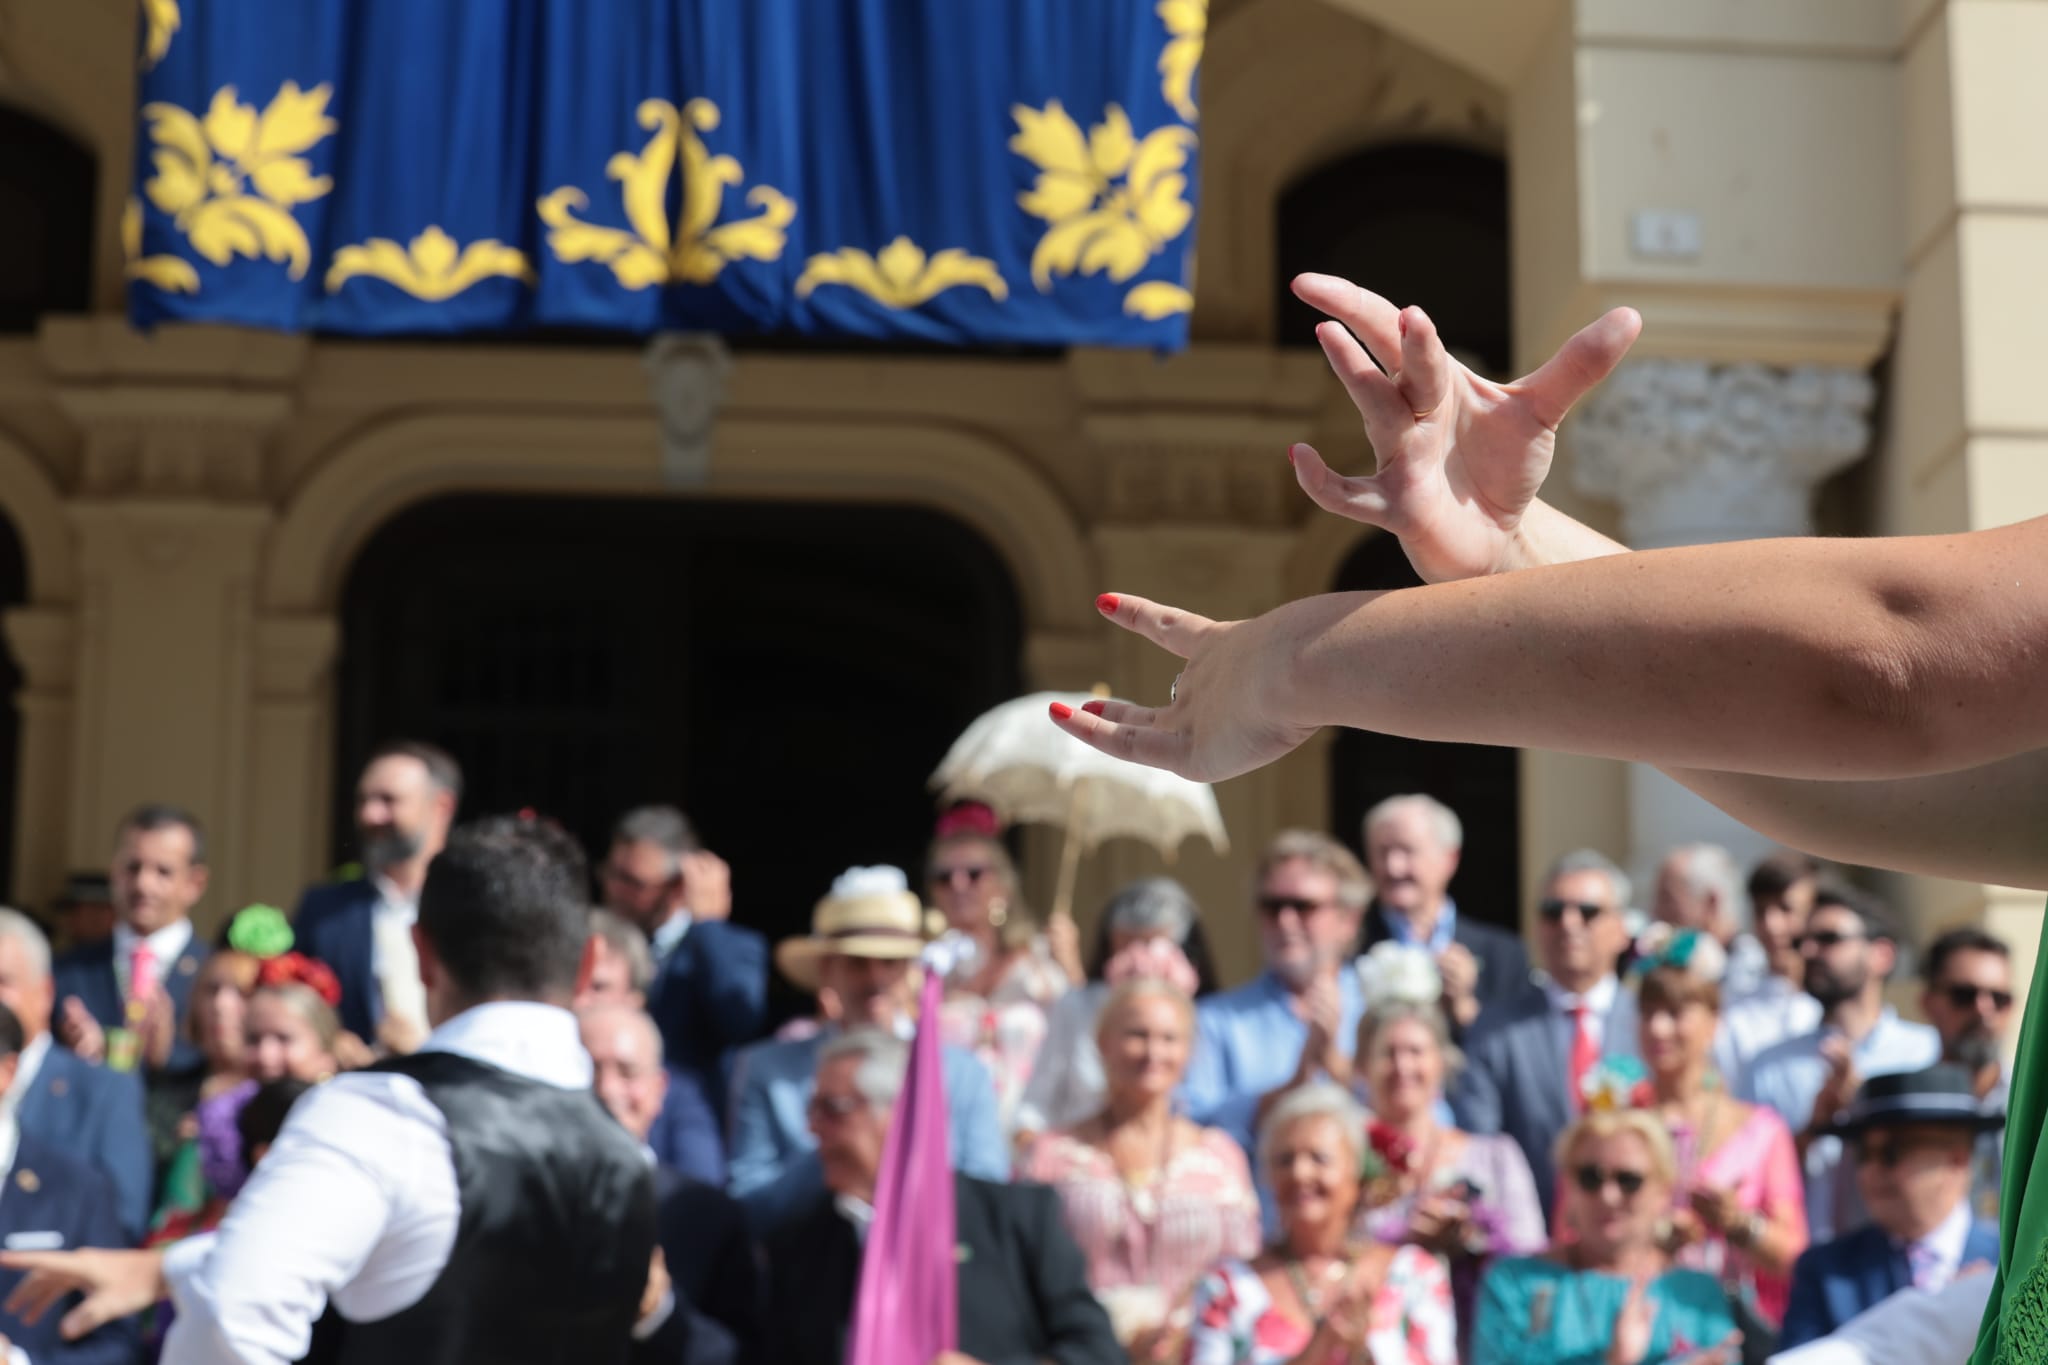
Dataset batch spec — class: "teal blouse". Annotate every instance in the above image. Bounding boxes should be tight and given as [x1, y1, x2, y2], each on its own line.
[1472, 1258, 1736, 1365]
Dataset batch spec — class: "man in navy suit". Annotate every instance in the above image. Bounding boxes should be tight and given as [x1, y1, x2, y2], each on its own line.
[581, 1003, 762, 1365]
[52, 805, 212, 1167]
[1780, 1065, 2003, 1350]
[0, 1001, 141, 1364]
[1451, 849, 1638, 1216]
[292, 740, 461, 1052]
[1357, 795, 1529, 1032]
[599, 806, 766, 1121]
[0, 910, 151, 1243]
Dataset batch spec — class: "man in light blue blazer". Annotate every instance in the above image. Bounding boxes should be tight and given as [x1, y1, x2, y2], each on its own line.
[1779, 1065, 2003, 1350]
[0, 909, 152, 1241]
[1451, 849, 1638, 1217]
[726, 867, 1005, 1232]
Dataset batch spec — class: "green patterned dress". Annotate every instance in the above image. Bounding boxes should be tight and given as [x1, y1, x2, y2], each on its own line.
[1970, 930, 2048, 1364]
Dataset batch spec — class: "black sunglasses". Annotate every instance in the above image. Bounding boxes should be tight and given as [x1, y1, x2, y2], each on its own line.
[1256, 895, 1335, 918]
[1538, 898, 1607, 923]
[932, 865, 994, 886]
[1573, 1163, 1648, 1198]
[1796, 929, 1869, 951]
[1941, 983, 2015, 1012]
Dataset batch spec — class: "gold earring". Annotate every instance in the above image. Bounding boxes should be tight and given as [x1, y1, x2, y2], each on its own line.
[989, 899, 1009, 929]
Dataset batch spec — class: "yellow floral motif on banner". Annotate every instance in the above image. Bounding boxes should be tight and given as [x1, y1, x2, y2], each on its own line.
[327, 226, 533, 300]
[1010, 101, 1195, 293]
[1123, 281, 1193, 319]
[142, 82, 336, 282]
[122, 198, 198, 294]
[539, 98, 795, 289]
[796, 238, 1006, 309]
[1158, 0, 1205, 123]
[140, 0, 180, 71]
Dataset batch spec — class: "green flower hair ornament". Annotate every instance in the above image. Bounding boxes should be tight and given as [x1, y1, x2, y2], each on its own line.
[1629, 924, 1728, 984]
[225, 904, 294, 960]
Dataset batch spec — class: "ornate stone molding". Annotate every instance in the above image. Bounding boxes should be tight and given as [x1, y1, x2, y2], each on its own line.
[644, 332, 732, 488]
[41, 318, 307, 501]
[1074, 346, 1327, 526]
[1570, 359, 1875, 548]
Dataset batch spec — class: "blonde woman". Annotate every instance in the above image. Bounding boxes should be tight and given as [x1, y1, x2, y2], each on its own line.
[1022, 979, 1258, 1350]
[1472, 1110, 1739, 1365]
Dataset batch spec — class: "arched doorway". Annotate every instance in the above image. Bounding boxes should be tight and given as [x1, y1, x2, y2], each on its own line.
[1280, 139, 1521, 927]
[1326, 534, 1520, 928]
[335, 494, 1023, 1007]
[0, 105, 94, 331]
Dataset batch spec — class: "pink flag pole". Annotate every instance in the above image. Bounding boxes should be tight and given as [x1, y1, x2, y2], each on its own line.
[847, 963, 958, 1365]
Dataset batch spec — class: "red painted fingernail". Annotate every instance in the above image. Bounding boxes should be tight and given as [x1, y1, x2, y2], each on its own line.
[1049, 702, 1074, 721]
[1398, 312, 1409, 337]
[1286, 446, 1297, 467]
[1081, 700, 1106, 716]
[1096, 593, 1120, 615]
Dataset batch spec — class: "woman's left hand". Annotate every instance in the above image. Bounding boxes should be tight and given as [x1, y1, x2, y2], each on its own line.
[1687, 1185, 1743, 1237]
[1408, 1195, 1474, 1257]
[1050, 595, 1328, 784]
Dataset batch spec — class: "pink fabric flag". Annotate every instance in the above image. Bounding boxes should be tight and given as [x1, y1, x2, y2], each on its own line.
[847, 967, 958, 1365]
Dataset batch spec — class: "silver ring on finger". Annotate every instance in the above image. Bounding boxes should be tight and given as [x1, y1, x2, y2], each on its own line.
[1170, 673, 1181, 704]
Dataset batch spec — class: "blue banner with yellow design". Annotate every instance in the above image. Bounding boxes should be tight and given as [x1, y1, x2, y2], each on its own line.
[126, 0, 1203, 348]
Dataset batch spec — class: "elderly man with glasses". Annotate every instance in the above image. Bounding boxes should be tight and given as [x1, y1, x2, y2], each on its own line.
[1451, 849, 1639, 1218]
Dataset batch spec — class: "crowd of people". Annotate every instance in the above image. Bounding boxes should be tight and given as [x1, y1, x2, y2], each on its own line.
[0, 736, 2011, 1365]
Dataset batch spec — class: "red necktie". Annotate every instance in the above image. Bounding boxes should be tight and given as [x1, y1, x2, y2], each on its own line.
[1569, 1003, 1599, 1109]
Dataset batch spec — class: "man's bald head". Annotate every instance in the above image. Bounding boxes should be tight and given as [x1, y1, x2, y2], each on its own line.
[579, 1004, 667, 1142]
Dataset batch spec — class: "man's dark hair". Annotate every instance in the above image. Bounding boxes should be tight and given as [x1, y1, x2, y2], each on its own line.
[366, 739, 464, 804]
[238, 1077, 314, 1168]
[419, 815, 591, 1004]
[0, 1002, 20, 1061]
[609, 805, 700, 859]
[1811, 880, 1900, 945]
[1921, 925, 2011, 985]
[116, 803, 208, 867]
[1747, 850, 1819, 905]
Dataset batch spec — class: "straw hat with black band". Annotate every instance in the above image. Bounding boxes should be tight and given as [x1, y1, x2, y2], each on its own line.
[1821, 1063, 2006, 1139]
[775, 865, 945, 992]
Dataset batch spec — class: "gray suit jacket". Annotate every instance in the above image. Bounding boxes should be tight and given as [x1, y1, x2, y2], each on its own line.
[1449, 978, 1638, 1217]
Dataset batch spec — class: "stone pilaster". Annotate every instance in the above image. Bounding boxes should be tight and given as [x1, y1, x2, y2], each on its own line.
[1570, 358, 1877, 891]
[42, 320, 307, 921]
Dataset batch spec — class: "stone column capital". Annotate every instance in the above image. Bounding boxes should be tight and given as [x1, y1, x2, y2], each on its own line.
[1569, 359, 1876, 548]
[40, 318, 308, 502]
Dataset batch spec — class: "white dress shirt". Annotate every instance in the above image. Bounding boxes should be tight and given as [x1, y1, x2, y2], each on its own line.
[4, 1034, 51, 1118]
[0, 1114, 30, 1365]
[1542, 973, 1622, 1062]
[161, 1001, 593, 1364]
[1767, 1269, 1994, 1365]
[111, 918, 195, 998]
[648, 910, 692, 970]
[1897, 1198, 1973, 1294]
[368, 877, 428, 1037]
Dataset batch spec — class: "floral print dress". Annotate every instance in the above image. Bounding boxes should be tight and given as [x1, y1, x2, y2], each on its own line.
[1184, 1247, 1458, 1365]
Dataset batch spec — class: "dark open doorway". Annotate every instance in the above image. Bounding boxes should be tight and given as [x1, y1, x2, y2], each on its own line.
[335, 494, 1024, 1012]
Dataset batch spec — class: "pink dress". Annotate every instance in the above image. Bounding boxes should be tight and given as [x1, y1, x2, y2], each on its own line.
[942, 940, 1065, 1132]
[1183, 1248, 1458, 1365]
[1022, 1124, 1261, 1342]
[1671, 1102, 1808, 1326]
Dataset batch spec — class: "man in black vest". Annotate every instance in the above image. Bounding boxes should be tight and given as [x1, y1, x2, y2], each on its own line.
[0, 814, 658, 1364]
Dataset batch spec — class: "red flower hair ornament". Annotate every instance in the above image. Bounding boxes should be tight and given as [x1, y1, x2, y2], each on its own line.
[256, 951, 343, 1009]
[934, 801, 1001, 840]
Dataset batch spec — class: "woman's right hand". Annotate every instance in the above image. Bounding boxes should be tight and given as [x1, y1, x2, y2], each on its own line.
[1285, 273, 1639, 584]
[1407, 1194, 1474, 1258]
[1606, 1275, 1659, 1365]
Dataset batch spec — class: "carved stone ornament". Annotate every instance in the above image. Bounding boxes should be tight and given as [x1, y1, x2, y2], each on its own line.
[644, 332, 733, 488]
[1570, 360, 1875, 548]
